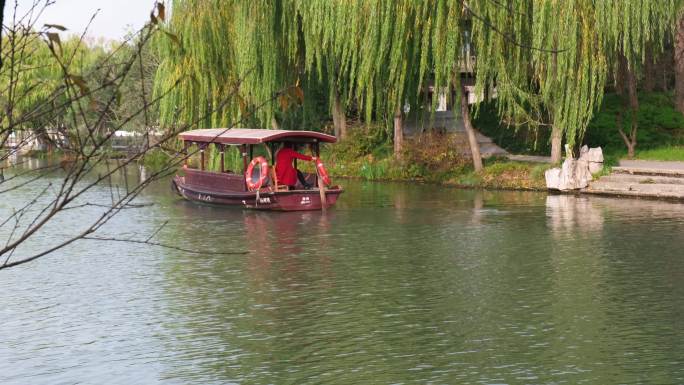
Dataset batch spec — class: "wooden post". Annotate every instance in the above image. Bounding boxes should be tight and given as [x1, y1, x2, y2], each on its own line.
[183, 141, 189, 167]
[315, 143, 326, 210]
[241, 144, 248, 191]
[200, 144, 205, 171]
[241, 145, 248, 174]
[219, 144, 225, 172]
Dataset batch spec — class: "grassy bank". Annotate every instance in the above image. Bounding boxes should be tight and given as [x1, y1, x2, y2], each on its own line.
[319, 127, 551, 190]
[633, 145, 684, 161]
[321, 153, 550, 190]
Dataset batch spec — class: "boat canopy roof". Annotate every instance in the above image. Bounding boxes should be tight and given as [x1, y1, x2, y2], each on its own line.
[179, 128, 337, 145]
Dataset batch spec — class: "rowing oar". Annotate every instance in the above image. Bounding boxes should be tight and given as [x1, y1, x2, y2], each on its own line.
[317, 171, 327, 211]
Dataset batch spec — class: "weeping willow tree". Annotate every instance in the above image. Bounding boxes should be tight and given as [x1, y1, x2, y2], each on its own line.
[0, 30, 60, 129]
[157, 0, 468, 159]
[154, 0, 299, 130]
[470, 0, 676, 162]
[0, 30, 106, 147]
[157, 0, 678, 168]
[471, 0, 607, 163]
[294, 1, 465, 159]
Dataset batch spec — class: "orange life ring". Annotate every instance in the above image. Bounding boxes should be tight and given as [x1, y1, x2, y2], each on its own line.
[315, 158, 331, 186]
[245, 156, 269, 191]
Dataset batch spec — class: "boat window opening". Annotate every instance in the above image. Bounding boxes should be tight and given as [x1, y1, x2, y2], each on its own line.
[249, 144, 271, 161]
[181, 141, 237, 174]
[269, 142, 276, 165]
[183, 141, 204, 169]
[205, 143, 241, 174]
[224, 145, 243, 173]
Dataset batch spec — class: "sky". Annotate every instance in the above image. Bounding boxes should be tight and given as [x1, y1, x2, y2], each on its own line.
[10, 0, 156, 41]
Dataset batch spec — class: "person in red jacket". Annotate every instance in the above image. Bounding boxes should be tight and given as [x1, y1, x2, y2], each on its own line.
[275, 142, 316, 189]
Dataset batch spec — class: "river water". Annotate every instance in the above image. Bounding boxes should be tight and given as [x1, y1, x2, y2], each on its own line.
[1, 162, 684, 384]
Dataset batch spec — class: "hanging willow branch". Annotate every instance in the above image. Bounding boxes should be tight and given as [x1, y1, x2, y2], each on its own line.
[463, 2, 567, 53]
[471, 0, 676, 147]
[157, 0, 679, 149]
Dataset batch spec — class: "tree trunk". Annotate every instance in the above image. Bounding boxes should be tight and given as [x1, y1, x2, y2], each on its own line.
[460, 88, 483, 172]
[393, 106, 404, 160]
[624, 58, 639, 112]
[0, 0, 4, 69]
[617, 108, 637, 159]
[675, 13, 684, 113]
[615, 53, 626, 96]
[550, 125, 562, 163]
[616, 52, 639, 158]
[659, 50, 673, 92]
[332, 92, 347, 140]
[643, 44, 655, 93]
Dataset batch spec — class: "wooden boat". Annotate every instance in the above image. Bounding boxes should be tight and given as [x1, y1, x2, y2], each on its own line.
[171, 128, 343, 211]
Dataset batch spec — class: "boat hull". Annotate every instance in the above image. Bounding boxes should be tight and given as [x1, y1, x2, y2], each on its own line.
[172, 175, 342, 211]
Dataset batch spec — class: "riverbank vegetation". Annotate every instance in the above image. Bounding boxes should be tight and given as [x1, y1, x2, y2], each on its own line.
[3, 0, 683, 189]
[319, 129, 550, 189]
[3, 1, 683, 168]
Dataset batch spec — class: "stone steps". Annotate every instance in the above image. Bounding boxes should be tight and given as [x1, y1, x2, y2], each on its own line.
[584, 161, 684, 200]
[479, 142, 508, 157]
[584, 181, 684, 199]
[598, 174, 684, 185]
[612, 166, 684, 178]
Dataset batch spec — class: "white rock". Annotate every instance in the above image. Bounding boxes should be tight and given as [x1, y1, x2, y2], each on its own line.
[547, 146, 603, 190]
[579, 145, 589, 157]
[545, 168, 561, 190]
[546, 158, 593, 191]
[588, 162, 603, 174]
[579, 146, 604, 163]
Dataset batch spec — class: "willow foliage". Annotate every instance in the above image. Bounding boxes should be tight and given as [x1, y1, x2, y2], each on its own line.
[294, 0, 463, 123]
[157, 0, 465, 130]
[595, 0, 675, 65]
[155, 0, 298, 129]
[0, 33, 60, 127]
[158, 0, 678, 147]
[471, 0, 676, 146]
[0, 32, 104, 129]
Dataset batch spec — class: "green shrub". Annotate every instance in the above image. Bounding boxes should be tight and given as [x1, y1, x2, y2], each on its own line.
[584, 92, 684, 152]
[327, 123, 390, 162]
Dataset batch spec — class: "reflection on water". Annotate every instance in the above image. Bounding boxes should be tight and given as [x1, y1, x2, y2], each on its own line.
[1, 169, 684, 384]
[546, 194, 606, 234]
